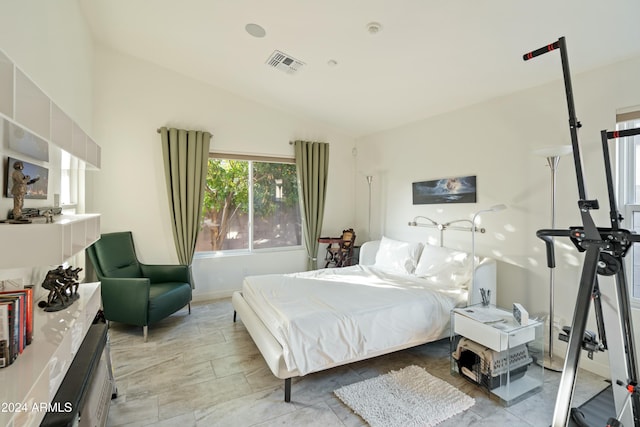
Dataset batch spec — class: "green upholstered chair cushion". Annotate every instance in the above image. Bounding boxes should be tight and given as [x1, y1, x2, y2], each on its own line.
[90, 231, 142, 279]
[148, 282, 192, 324]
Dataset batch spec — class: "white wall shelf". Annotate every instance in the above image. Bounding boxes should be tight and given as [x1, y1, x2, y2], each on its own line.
[0, 50, 13, 118]
[50, 102, 72, 154]
[0, 282, 102, 427]
[0, 47, 102, 267]
[15, 69, 50, 141]
[0, 48, 100, 170]
[0, 214, 100, 269]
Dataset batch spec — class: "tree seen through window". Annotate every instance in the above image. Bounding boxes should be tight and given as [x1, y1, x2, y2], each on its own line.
[196, 158, 301, 252]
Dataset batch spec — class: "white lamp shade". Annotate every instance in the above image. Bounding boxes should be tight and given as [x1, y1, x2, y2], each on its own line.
[533, 145, 572, 158]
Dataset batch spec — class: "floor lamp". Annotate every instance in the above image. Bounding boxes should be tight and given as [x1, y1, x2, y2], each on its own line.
[534, 145, 572, 372]
[366, 176, 373, 240]
[471, 204, 507, 303]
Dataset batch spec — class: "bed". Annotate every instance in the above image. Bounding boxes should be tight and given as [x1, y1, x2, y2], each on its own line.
[232, 237, 497, 401]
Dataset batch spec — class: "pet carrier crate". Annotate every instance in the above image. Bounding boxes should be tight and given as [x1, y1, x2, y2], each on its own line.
[453, 337, 532, 390]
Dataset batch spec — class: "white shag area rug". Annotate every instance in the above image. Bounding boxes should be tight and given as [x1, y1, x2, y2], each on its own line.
[334, 365, 475, 427]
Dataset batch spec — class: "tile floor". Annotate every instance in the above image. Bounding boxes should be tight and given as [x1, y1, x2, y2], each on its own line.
[105, 298, 610, 426]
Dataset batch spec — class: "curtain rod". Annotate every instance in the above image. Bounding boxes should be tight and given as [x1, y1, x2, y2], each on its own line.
[156, 128, 212, 134]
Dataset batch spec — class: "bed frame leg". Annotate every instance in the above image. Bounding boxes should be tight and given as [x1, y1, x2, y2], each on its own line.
[233, 310, 237, 323]
[284, 378, 291, 402]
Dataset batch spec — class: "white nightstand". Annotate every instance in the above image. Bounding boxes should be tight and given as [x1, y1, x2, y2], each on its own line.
[450, 304, 544, 406]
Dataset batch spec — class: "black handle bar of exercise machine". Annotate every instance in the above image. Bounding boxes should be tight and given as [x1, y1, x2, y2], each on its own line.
[524, 37, 589, 208]
[537, 227, 640, 270]
[606, 128, 640, 139]
[523, 41, 561, 61]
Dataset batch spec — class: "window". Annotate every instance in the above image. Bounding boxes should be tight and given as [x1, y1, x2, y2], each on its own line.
[616, 109, 640, 301]
[60, 150, 79, 210]
[196, 155, 302, 253]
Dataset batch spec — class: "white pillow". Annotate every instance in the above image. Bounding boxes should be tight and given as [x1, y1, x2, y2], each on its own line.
[374, 236, 423, 274]
[414, 244, 473, 288]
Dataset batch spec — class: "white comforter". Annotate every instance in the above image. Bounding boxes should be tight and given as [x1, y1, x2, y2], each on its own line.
[242, 265, 468, 376]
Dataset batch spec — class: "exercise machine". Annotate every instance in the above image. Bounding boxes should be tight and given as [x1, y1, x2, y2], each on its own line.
[523, 37, 640, 427]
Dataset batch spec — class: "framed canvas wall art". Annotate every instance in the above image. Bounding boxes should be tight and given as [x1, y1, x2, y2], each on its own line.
[412, 175, 476, 204]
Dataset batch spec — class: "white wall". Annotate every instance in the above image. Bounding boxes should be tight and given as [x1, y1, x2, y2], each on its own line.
[354, 56, 640, 377]
[88, 46, 357, 301]
[0, 1, 94, 288]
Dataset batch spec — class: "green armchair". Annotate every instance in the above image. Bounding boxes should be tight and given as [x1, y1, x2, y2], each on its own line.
[86, 231, 192, 341]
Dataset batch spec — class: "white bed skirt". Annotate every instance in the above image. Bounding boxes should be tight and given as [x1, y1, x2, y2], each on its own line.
[232, 290, 455, 380]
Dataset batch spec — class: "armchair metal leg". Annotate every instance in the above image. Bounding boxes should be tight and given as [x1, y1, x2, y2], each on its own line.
[188, 302, 191, 314]
[143, 325, 148, 342]
[104, 332, 118, 399]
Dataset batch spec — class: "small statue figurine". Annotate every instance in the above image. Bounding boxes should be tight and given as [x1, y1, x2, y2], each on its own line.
[43, 209, 54, 223]
[10, 160, 40, 223]
[38, 265, 83, 312]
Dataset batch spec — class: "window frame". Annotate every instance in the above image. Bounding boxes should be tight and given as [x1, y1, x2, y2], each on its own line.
[59, 149, 79, 213]
[616, 109, 640, 307]
[195, 152, 303, 257]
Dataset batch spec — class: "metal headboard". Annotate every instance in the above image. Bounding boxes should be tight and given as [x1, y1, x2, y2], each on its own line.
[407, 216, 485, 247]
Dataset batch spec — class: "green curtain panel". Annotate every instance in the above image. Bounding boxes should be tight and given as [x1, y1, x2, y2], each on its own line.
[294, 140, 330, 270]
[160, 127, 212, 286]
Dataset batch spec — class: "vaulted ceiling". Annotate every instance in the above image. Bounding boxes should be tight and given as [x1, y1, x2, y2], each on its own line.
[79, 0, 640, 137]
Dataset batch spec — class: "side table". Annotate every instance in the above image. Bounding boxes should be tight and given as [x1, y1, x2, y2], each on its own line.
[450, 304, 544, 406]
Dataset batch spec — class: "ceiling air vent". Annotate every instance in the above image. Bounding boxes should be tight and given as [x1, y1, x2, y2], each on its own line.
[266, 50, 305, 74]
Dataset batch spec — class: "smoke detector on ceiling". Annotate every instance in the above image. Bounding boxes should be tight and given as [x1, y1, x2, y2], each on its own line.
[266, 50, 305, 74]
[366, 22, 383, 34]
[245, 23, 266, 38]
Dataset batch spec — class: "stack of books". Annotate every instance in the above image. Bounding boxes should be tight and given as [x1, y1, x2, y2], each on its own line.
[0, 287, 34, 368]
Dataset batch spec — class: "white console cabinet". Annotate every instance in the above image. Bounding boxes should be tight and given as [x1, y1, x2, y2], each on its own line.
[0, 282, 112, 427]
